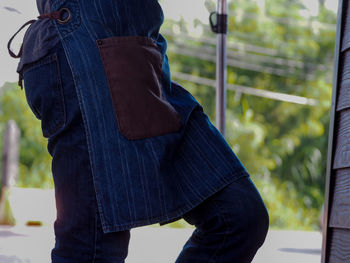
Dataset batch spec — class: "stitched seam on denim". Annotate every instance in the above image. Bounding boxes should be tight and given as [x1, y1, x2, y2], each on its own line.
[190, 110, 233, 173]
[23, 51, 66, 137]
[92, 209, 97, 263]
[154, 143, 169, 218]
[179, 147, 216, 192]
[22, 53, 58, 76]
[175, 159, 206, 200]
[102, 172, 249, 232]
[97, 36, 180, 140]
[191, 118, 234, 171]
[182, 117, 224, 174]
[173, 165, 196, 208]
[56, 37, 109, 232]
[79, 6, 120, 228]
[120, 143, 134, 224]
[147, 141, 166, 216]
[88, 44, 120, 226]
[133, 143, 151, 220]
[96, 44, 126, 139]
[140, 149, 154, 219]
[208, 197, 231, 263]
[52, 0, 81, 38]
[45, 52, 66, 137]
[94, 1, 114, 37]
[123, 143, 137, 222]
[98, 36, 159, 47]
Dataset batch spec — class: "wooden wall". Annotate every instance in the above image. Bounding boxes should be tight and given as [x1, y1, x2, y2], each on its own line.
[324, 1, 350, 262]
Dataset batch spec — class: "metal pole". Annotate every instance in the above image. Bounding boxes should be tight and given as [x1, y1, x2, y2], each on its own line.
[210, 0, 228, 136]
[1, 120, 20, 190]
[0, 120, 20, 225]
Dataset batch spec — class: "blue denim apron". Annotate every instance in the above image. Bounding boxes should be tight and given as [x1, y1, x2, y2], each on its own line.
[10, 0, 249, 233]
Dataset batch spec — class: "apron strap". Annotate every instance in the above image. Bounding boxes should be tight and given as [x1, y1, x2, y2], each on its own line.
[8, 8, 70, 59]
[7, 19, 36, 59]
[7, 20, 36, 89]
[8, 8, 71, 88]
[37, 9, 67, 21]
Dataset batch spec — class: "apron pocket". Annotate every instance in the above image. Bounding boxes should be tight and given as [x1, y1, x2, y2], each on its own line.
[97, 36, 182, 140]
[22, 53, 66, 138]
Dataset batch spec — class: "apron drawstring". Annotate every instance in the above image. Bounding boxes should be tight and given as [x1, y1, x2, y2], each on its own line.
[7, 8, 71, 89]
[7, 20, 36, 89]
[37, 8, 71, 24]
[7, 20, 37, 59]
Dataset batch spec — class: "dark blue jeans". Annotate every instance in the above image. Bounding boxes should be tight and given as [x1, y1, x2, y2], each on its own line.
[51, 162, 268, 263]
[21, 37, 268, 263]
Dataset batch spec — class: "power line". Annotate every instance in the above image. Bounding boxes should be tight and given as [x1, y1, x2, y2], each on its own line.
[170, 38, 331, 72]
[162, 29, 279, 56]
[162, 29, 332, 69]
[167, 45, 318, 80]
[171, 71, 318, 106]
[229, 10, 336, 31]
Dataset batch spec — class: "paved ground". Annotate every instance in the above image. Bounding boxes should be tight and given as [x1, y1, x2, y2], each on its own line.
[0, 225, 322, 263]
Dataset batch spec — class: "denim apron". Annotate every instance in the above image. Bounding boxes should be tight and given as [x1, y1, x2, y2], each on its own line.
[9, 0, 249, 233]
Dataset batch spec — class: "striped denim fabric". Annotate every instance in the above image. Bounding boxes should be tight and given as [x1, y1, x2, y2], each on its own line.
[23, 0, 250, 232]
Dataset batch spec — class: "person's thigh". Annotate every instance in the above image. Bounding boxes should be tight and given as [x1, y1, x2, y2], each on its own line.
[20, 41, 131, 263]
[50, 135, 131, 263]
[175, 176, 269, 263]
[51, 138, 130, 263]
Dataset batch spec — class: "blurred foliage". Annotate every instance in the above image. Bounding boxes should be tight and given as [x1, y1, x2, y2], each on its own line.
[0, 0, 337, 230]
[163, 0, 336, 230]
[0, 82, 53, 189]
[0, 187, 16, 225]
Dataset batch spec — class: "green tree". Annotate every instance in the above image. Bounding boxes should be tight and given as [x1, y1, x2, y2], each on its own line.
[0, 83, 53, 189]
[162, 0, 336, 229]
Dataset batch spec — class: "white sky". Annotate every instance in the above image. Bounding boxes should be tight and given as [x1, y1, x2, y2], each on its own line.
[0, 0, 37, 87]
[0, 0, 339, 87]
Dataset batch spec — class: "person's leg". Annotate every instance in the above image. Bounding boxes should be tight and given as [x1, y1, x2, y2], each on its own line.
[175, 176, 269, 263]
[51, 204, 130, 263]
[50, 152, 130, 263]
[51, 163, 130, 263]
[43, 42, 131, 263]
[93, 208, 131, 263]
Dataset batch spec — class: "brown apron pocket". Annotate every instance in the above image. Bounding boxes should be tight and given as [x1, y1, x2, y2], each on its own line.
[97, 36, 181, 140]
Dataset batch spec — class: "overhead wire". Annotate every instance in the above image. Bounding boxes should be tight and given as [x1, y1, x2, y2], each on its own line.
[167, 40, 332, 80]
[162, 29, 333, 70]
[161, 6, 335, 106]
[171, 71, 318, 106]
[228, 9, 336, 31]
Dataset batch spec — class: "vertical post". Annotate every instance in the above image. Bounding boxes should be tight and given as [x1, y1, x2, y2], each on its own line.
[216, 0, 228, 136]
[1, 120, 20, 189]
[210, 0, 228, 137]
[0, 120, 20, 224]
